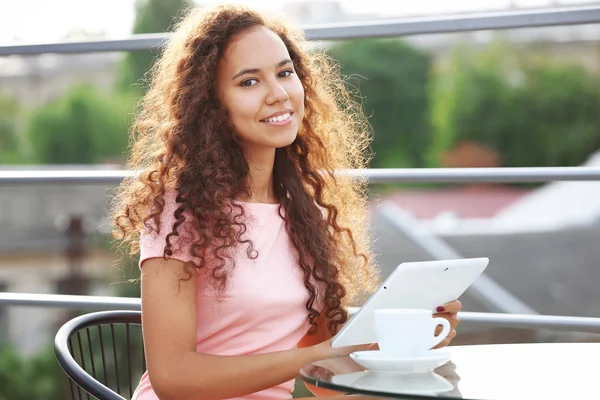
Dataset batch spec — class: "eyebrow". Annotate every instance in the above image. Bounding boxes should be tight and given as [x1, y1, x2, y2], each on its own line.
[232, 59, 293, 80]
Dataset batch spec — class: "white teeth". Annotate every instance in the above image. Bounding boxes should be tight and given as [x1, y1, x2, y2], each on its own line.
[264, 113, 291, 123]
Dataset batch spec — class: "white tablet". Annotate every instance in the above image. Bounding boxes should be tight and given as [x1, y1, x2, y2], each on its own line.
[331, 257, 489, 348]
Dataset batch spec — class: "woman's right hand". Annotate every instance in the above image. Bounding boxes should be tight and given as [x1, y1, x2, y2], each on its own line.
[301, 339, 377, 397]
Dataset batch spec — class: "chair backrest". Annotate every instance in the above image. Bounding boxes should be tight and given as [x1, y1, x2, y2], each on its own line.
[54, 310, 145, 400]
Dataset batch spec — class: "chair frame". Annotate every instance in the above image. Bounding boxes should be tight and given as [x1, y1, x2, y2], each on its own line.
[54, 310, 144, 400]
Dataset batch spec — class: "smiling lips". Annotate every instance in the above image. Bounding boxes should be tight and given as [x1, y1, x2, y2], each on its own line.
[261, 110, 293, 126]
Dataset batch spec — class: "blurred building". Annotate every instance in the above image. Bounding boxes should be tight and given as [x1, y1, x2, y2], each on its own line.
[0, 52, 121, 107]
[370, 150, 600, 344]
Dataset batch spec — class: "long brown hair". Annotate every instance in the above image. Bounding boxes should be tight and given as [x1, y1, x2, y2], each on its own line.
[110, 4, 378, 335]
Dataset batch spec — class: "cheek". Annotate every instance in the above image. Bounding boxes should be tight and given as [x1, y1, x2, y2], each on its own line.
[288, 80, 305, 115]
[227, 91, 263, 123]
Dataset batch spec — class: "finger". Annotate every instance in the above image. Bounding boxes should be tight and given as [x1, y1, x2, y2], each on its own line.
[452, 315, 460, 328]
[433, 329, 457, 349]
[436, 328, 457, 341]
[435, 316, 459, 335]
[434, 314, 460, 330]
[436, 299, 462, 314]
[350, 342, 377, 353]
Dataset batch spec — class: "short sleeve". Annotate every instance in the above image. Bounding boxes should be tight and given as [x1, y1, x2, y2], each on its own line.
[138, 190, 199, 269]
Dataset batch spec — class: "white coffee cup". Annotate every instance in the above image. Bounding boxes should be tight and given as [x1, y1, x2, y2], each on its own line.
[374, 308, 451, 358]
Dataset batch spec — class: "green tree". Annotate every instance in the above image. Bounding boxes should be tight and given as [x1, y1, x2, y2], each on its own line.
[518, 61, 600, 166]
[0, 96, 26, 164]
[27, 85, 131, 164]
[429, 39, 600, 168]
[328, 39, 432, 168]
[118, 0, 193, 94]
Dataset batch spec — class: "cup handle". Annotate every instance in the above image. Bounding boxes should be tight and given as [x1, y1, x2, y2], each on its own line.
[431, 317, 451, 349]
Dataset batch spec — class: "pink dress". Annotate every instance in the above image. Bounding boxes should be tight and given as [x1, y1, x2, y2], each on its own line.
[132, 193, 316, 400]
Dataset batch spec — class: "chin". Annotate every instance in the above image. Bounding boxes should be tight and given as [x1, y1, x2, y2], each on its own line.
[275, 134, 298, 149]
[269, 128, 298, 149]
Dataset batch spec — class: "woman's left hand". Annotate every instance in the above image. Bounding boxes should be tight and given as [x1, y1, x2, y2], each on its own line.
[432, 300, 462, 349]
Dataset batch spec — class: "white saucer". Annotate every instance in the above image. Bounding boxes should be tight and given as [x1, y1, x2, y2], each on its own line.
[349, 350, 451, 374]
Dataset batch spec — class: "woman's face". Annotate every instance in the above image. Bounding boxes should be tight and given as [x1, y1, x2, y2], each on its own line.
[216, 26, 305, 155]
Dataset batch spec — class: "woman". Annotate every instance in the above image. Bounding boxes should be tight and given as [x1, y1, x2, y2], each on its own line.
[111, 4, 461, 400]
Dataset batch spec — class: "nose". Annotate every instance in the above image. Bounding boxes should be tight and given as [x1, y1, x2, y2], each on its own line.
[265, 80, 289, 105]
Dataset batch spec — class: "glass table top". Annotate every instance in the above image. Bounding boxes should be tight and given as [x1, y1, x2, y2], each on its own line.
[299, 342, 600, 399]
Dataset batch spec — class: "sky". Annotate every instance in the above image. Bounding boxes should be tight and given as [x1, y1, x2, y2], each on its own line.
[0, 0, 596, 45]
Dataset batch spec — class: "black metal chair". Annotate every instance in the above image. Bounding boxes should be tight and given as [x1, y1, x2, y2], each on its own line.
[54, 310, 146, 400]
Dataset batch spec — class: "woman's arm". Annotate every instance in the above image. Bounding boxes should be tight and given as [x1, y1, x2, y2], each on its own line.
[141, 257, 358, 400]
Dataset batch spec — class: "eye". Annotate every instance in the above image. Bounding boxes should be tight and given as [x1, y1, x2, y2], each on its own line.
[240, 78, 258, 87]
[278, 69, 294, 78]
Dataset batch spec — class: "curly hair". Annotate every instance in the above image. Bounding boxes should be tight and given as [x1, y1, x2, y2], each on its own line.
[110, 4, 379, 336]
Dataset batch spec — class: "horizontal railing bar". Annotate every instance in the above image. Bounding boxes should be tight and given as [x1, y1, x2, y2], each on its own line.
[0, 169, 137, 185]
[0, 292, 141, 310]
[2, 292, 600, 333]
[0, 33, 167, 56]
[306, 5, 600, 41]
[1, 167, 600, 185]
[1, 6, 600, 56]
[459, 312, 600, 333]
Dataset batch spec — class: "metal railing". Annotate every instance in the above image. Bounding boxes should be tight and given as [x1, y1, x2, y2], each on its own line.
[2, 6, 600, 55]
[2, 166, 600, 185]
[2, 291, 600, 334]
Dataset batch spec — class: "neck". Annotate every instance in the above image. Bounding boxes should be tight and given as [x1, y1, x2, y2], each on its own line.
[242, 147, 277, 204]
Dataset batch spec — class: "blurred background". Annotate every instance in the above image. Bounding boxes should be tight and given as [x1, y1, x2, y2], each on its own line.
[2, 0, 600, 398]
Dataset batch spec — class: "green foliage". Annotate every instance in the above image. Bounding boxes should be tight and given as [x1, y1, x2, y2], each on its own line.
[518, 61, 600, 166]
[118, 0, 193, 94]
[27, 85, 132, 164]
[328, 39, 432, 168]
[0, 344, 68, 400]
[429, 40, 600, 167]
[0, 96, 26, 164]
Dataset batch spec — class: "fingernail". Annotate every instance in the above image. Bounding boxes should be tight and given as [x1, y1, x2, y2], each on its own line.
[436, 306, 445, 312]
